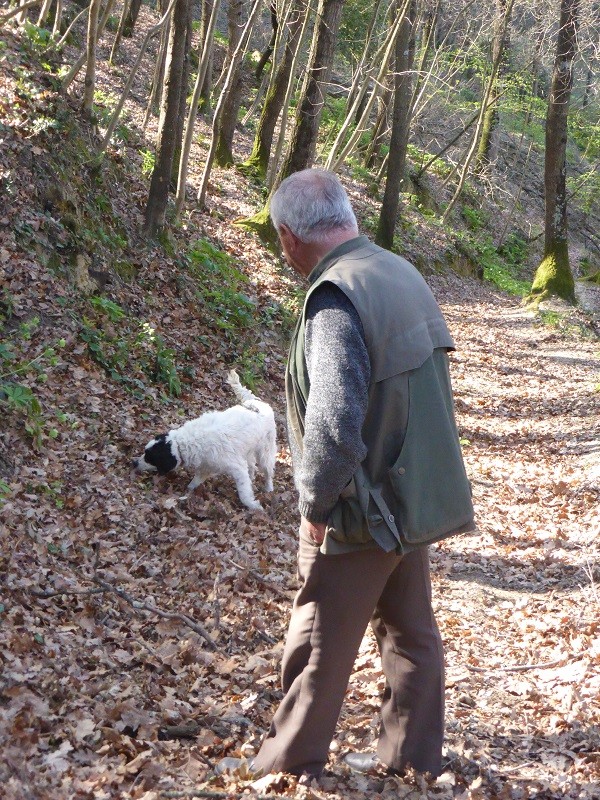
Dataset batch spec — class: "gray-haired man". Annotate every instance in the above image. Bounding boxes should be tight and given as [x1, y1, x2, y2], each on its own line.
[232, 169, 475, 780]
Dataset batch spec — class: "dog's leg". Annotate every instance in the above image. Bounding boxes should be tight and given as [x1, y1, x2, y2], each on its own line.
[188, 470, 211, 492]
[257, 440, 276, 492]
[228, 462, 262, 511]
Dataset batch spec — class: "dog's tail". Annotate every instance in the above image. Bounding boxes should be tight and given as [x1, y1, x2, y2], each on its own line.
[227, 370, 261, 409]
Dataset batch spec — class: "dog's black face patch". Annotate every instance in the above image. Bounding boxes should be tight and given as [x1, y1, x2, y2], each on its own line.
[143, 434, 178, 475]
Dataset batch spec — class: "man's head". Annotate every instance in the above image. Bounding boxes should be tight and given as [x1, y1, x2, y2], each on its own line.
[270, 169, 359, 277]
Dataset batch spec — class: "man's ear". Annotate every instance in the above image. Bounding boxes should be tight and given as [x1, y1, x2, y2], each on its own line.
[278, 223, 295, 249]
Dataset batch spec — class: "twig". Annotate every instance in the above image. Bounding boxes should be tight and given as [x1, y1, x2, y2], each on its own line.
[89, 573, 220, 651]
[223, 557, 292, 601]
[160, 791, 283, 799]
[467, 658, 567, 673]
[212, 570, 221, 631]
[26, 533, 220, 651]
[31, 586, 108, 598]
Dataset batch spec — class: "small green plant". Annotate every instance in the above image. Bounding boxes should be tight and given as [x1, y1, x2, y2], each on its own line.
[153, 335, 182, 397]
[0, 479, 10, 503]
[538, 310, 562, 327]
[23, 21, 52, 48]
[462, 206, 485, 231]
[89, 296, 125, 322]
[140, 148, 155, 177]
[80, 312, 182, 397]
[237, 350, 266, 392]
[0, 332, 66, 448]
[1, 382, 44, 447]
[188, 239, 255, 335]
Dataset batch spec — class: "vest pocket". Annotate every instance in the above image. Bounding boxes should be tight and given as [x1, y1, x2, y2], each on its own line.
[326, 479, 373, 545]
[386, 370, 474, 544]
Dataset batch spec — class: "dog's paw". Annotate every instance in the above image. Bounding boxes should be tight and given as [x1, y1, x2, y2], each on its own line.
[245, 500, 263, 512]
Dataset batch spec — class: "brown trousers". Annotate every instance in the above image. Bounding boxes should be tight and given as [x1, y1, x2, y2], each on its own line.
[253, 533, 445, 777]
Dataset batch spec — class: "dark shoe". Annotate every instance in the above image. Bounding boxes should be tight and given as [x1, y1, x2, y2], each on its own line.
[215, 757, 261, 777]
[343, 752, 382, 773]
[344, 752, 405, 777]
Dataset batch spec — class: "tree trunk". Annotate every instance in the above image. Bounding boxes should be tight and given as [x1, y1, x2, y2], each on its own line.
[37, 0, 54, 27]
[101, 0, 176, 154]
[171, 5, 194, 185]
[375, 0, 417, 250]
[197, 0, 264, 206]
[144, 19, 171, 126]
[175, 0, 222, 219]
[324, 0, 410, 172]
[61, 0, 116, 93]
[123, 0, 142, 36]
[255, 2, 278, 79]
[530, 0, 579, 304]
[475, 0, 512, 172]
[241, 0, 305, 179]
[213, 0, 249, 167]
[144, 0, 192, 237]
[441, 0, 514, 222]
[277, 0, 346, 180]
[82, 0, 101, 119]
[364, 85, 392, 169]
[197, 0, 215, 114]
[51, 0, 63, 39]
[109, 0, 130, 64]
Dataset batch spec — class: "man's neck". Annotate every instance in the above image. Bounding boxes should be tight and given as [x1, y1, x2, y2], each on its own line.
[304, 229, 359, 276]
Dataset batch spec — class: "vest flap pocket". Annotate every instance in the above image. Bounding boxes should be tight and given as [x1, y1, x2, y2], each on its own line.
[387, 365, 474, 544]
[326, 479, 373, 545]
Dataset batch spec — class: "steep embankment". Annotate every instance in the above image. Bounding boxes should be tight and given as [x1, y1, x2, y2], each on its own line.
[1, 19, 599, 800]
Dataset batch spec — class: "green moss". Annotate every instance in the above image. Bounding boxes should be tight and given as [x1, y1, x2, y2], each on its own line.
[238, 149, 268, 181]
[528, 247, 576, 305]
[233, 204, 278, 250]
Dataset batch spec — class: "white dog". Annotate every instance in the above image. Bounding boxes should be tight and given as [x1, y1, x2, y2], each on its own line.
[132, 371, 276, 511]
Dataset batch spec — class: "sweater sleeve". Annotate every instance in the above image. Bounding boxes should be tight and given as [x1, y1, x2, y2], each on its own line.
[297, 282, 371, 522]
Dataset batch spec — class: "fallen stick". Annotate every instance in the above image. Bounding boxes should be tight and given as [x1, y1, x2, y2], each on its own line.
[467, 658, 567, 673]
[223, 557, 293, 601]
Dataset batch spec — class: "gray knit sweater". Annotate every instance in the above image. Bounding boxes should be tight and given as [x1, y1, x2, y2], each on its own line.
[291, 283, 371, 523]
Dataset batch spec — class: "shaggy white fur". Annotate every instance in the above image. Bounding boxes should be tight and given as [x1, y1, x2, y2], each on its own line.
[132, 371, 276, 511]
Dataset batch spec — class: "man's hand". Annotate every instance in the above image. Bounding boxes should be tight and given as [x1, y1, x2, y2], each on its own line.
[300, 517, 326, 546]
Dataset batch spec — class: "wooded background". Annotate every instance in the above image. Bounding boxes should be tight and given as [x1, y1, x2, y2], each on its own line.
[2, 0, 598, 297]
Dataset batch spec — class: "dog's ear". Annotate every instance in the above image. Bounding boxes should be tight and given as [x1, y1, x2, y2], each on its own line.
[145, 436, 178, 475]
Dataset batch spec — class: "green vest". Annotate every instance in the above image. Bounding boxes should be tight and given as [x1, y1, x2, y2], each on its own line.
[286, 236, 476, 554]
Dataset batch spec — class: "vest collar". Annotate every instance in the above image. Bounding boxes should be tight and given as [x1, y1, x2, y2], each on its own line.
[308, 235, 371, 285]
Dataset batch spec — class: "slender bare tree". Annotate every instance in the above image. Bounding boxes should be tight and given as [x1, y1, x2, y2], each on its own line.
[82, 0, 101, 119]
[144, 0, 193, 236]
[530, 0, 580, 303]
[376, 0, 417, 249]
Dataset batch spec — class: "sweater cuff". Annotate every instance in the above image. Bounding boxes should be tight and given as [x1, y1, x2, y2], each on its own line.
[298, 500, 332, 523]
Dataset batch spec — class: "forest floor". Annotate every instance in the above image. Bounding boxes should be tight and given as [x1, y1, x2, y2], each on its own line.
[1, 10, 600, 800]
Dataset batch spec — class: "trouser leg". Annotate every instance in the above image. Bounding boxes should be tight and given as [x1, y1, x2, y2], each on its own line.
[373, 547, 445, 777]
[253, 534, 400, 776]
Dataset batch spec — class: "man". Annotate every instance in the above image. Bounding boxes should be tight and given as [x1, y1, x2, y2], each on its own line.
[224, 169, 475, 780]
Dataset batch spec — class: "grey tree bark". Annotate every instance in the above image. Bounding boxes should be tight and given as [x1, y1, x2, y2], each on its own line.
[241, 0, 306, 179]
[144, 0, 193, 236]
[375, 0, 417, 249]
[214, 0, 252, 167]
[82, 0, 101, 118]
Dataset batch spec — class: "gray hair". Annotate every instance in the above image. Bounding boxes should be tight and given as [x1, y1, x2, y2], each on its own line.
[270, 169, 358, 243]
